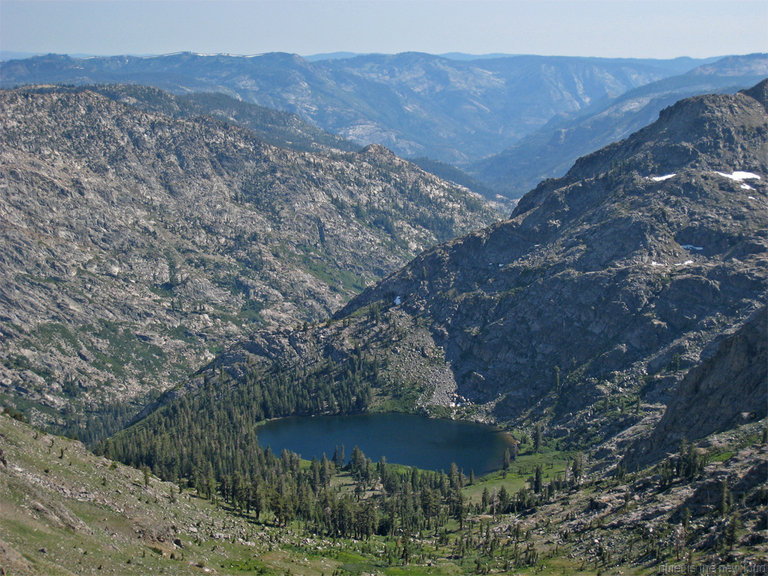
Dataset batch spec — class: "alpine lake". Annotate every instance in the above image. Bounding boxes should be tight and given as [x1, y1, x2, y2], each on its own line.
[256, 412, 516, 475]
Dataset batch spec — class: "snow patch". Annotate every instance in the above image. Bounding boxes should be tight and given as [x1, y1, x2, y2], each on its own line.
[651, 261, 664, 267]
[650, 174, 676, 182]
[741, 183, 754, 190]
[715, 171, 761, 182]
[675, 260, 694, 267]
[681, 244, 704, 251]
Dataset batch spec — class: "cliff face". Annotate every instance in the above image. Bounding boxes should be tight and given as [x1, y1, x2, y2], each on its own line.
[181, 81, 768, 457]
[627, 305, 767, 467]
[0, 87, 497, 434]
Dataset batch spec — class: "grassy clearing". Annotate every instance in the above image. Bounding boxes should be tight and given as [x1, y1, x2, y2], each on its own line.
[464, 448, 572, 504]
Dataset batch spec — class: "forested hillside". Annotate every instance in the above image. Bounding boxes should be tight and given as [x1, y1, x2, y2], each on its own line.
[111, 82, 768, 489]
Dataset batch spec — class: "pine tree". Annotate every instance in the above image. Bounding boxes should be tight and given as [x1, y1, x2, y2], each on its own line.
[725, 510, 741, 550]
[719, 479, 731, 516]
[481, 487, 490, 512]
[498, 485, 510, 513]
[571, 454, 584, 485]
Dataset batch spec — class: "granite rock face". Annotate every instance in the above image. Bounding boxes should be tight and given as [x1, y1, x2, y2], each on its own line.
[627, 305, 767, 468]
[0, 87, 497, 434]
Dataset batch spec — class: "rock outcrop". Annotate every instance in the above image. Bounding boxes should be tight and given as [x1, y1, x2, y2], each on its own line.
[627, 305, 767, 467]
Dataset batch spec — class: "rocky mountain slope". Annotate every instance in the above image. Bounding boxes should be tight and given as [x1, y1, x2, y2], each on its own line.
[627, 304, 767, 468]
[154, 81, 768, 467]
[0, 52, 706, 168]
[63, 83, 360, 155]
[336, 79, 768, 431]
[70, 84, 500, 203]
[0, 87, 497, 438]
[470, 53, 768, 196]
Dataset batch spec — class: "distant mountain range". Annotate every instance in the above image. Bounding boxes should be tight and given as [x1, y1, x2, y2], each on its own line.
[470, 53, 768, 196]
[3, 51, 766, 199]
[0, 51, 560, 63]
[1, 52, 732, 189]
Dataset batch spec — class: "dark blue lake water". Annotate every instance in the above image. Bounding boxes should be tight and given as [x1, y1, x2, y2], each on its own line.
[256, 412, 514, 474]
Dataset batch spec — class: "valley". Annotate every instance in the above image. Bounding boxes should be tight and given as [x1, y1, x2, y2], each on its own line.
[2, 52, 765, 199]
[0, 52, 704, 168]
[0, 48, 766, 575]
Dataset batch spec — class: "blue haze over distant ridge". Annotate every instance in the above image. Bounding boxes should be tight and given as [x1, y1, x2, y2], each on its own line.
[1, 51, 764, 197]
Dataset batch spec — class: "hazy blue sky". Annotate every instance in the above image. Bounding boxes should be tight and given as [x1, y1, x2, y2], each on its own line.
[1, 0, 766, 59]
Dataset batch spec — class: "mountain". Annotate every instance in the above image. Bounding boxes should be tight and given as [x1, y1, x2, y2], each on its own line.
[120, 81, 768, 473]
[65, 83, 360, 155]
[65, 84, 509, 207]
[90, 81, 768, 574]
[0, 52, 708, 168]
[0, 87, 497, 439]
[471, 53, 768, 196]
[329, 80, 768, 438]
